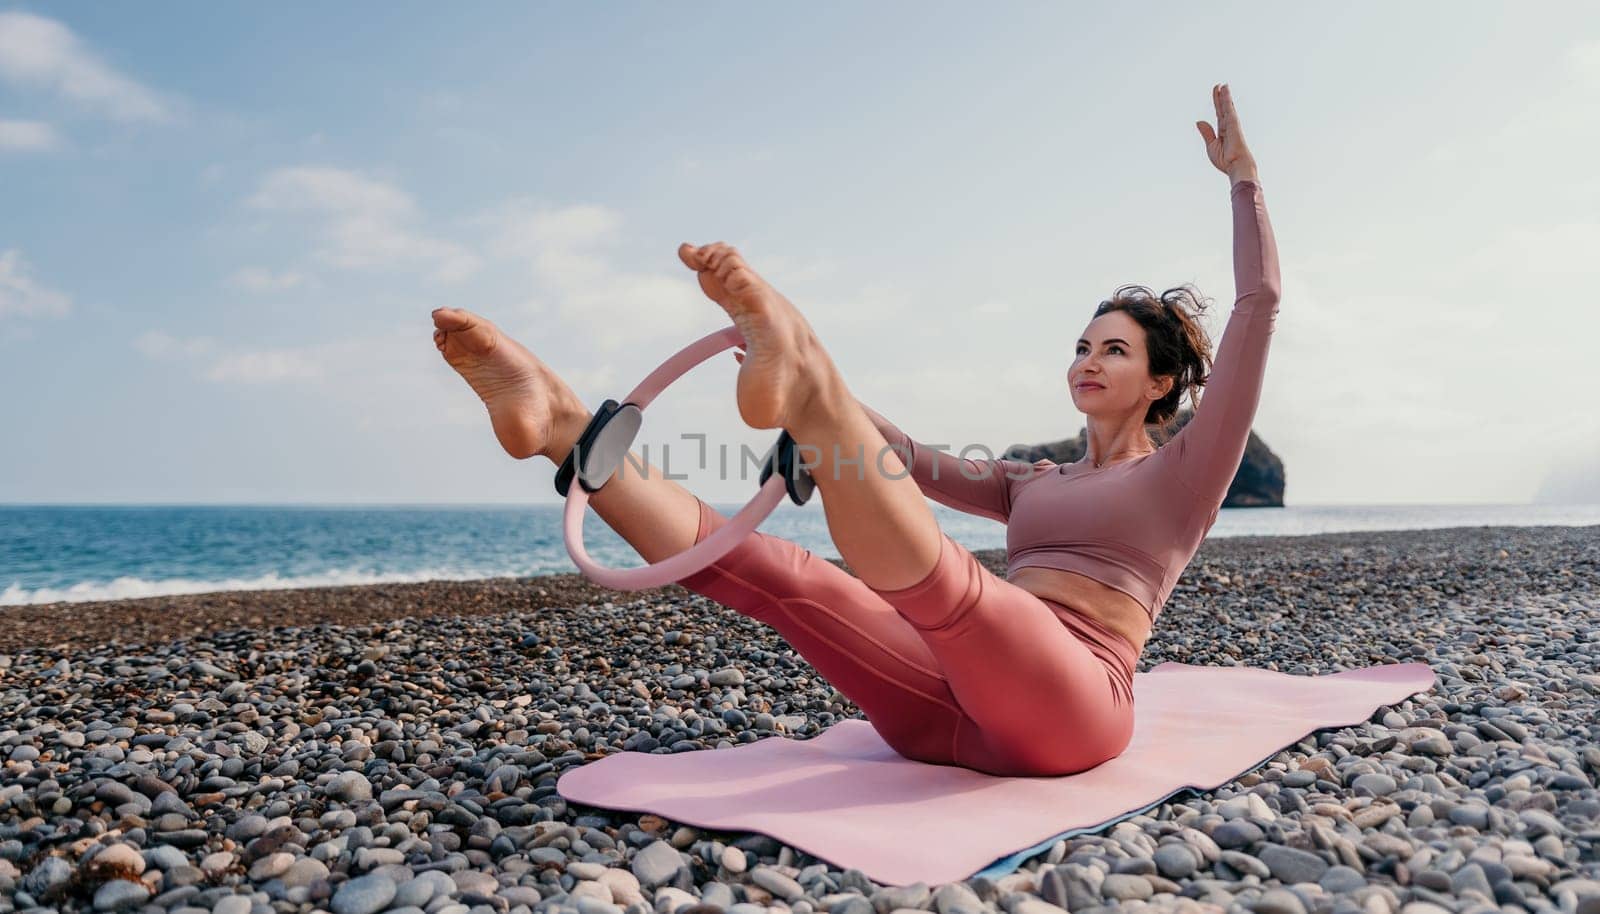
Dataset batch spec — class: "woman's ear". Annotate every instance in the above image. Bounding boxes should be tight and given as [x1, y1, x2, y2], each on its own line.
[1149, 375, 1176, 401]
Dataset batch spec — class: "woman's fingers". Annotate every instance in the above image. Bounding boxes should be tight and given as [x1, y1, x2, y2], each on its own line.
[1222, 85, 1243, 133]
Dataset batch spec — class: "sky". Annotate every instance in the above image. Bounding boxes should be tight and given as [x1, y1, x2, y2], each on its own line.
[2, 3, 1597, 507]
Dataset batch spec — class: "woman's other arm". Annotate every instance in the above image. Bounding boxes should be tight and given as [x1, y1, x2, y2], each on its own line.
[728, 347, 1038, 521]
[858, 401, 1038, 523]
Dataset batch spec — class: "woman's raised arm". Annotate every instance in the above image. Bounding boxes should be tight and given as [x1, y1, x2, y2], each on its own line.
[1167, 85, 1283, 503]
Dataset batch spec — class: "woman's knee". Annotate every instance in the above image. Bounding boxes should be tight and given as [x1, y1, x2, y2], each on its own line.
[871, 711, 963, 768]
[971, 708, 1134, 776]
[867, 534, 988, 632]
[675, 506, 855, 613]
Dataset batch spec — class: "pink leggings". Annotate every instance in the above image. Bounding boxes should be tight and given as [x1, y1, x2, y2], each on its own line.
[675, 500, 1138, 777]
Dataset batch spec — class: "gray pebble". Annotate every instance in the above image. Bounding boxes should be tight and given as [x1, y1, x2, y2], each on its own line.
[325, 771, 374, 803]
[1221, 850, 1272, 879]
[1100, 874, 1152, 901]
[1213, 820, 1265, 849]
[629, 840, 683, 888]
[1154, 843, 1198, 878]
[1254, 888, 1307, 914]
[1259, 845, 1329, 884]
[5, 525, 1599, 914]
[331, 873, 397, 914]
[1352, 773, 1397, 796]
[93, 879, 150, 912]
[1318, 865, 1368, 894]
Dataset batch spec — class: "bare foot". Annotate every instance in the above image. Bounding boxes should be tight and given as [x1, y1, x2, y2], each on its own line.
[677, 242, 838, 429]
[431, 307, 584, 460]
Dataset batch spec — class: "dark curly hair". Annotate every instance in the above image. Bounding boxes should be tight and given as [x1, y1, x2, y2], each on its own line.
[1090, 283, 1215, 428]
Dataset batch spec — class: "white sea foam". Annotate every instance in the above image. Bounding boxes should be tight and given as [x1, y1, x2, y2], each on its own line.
[4, 503, 1595, 606]
[0, 563, 578, 606]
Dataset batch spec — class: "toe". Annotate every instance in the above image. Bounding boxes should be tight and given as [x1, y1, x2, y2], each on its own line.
[677, 243, 705, 271]
[716, 254, 756, 287]
[432, 307, 474, 331]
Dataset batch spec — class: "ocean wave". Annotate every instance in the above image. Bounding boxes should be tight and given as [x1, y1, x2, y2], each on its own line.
[0, 563, 581, 607]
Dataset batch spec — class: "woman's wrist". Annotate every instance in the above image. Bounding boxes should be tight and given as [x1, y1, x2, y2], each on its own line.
[1228, 168, 1260, 186]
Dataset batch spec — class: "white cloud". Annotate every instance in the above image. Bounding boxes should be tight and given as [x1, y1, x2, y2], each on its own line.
[228, 267, 313, 293]
[488, 201, 622, 257]
[1535, 446, 1600, 504]
[0, 119, 58, 151]
[133, 330, 218, 360]
[797, 278, 915, 335]
[250, 166, 481, 282]
[1467, 222, 1600, 283]
[1567, 37, 1600, 90]
[483, 200, 913, 355]
[485, 200, 703, 350]
[1424, 37, 1600, 200]
[755, 253, 839, 284]
[135, 329, 323, 383]
[0, 11, 173, 122]
[0, 249, 72, 317]
[206, 349, 325, 383]
[419, 89, 467, 114]
[131, 325, 491, 438]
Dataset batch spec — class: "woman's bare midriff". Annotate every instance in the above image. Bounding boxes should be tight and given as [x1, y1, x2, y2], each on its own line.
[1008, 567, 1151, 656]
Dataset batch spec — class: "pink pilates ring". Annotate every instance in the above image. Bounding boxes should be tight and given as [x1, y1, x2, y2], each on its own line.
[562, 325, 811, 591]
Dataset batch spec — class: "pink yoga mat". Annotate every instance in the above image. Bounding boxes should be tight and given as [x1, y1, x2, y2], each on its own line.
[558, 661, 1435, 886]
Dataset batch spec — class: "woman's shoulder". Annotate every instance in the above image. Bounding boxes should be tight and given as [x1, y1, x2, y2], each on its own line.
[1004, 458, 1059, 487]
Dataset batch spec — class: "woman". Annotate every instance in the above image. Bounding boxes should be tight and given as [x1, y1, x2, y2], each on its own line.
[431, 84, 1279, 777]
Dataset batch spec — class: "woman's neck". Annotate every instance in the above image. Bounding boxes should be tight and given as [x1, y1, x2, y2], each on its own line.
[1082, 415, 1155, 467]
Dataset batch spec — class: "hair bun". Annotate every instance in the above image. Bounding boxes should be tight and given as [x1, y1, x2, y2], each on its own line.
[1091, 283, 1216, 429]
[1159, 284, 1211, 317]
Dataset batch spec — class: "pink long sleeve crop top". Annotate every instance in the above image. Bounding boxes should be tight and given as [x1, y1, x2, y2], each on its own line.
[864, 179, 1281, 623]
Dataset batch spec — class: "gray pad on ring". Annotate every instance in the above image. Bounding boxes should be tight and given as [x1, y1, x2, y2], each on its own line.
[578, 403, 643, 491]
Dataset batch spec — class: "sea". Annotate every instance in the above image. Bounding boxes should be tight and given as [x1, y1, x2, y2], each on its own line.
[3, 502, 1598, 606]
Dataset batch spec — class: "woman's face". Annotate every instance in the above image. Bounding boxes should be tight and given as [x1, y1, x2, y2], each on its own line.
[1068, 311, 1172, 419]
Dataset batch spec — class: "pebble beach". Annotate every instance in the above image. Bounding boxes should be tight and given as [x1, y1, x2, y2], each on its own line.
[2, 524, 1597, 914]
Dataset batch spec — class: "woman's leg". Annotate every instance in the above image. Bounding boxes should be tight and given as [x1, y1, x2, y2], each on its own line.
[680, 499, 1135, 776]
[873, 531, 1139, 775]
[677, 245, 1136, 774]
[678, 243, 943, 593]
[673, 499, 968, 766]
[549, 421, 979, 767]
[432, 305, 1134, 775]
[431, 304, 702, 564]
[590, 462, 1136, 776]
[430, 306, 962, 762]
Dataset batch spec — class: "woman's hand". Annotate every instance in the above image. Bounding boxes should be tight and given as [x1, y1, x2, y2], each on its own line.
[1196, 83, 1259, 184]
